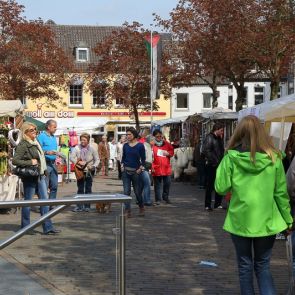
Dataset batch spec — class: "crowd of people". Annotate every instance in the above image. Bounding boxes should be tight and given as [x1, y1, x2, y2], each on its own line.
[12, 116, 295, 294]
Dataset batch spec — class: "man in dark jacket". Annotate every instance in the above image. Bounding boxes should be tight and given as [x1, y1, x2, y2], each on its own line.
[202, 122, 224, 211]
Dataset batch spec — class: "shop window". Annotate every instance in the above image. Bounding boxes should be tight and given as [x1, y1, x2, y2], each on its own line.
[203, 93, 212, 108]
[288, 81, 294, 95]
[254, 86, 264, 105]
[228, 85, 233, 110]
[176, 93, 188, 109]
[242, 87, 248, 108]
[277, 86, 282, 98]
[92, 88, 106, 107]
[69, 84, 83, 106]
[76, 48, 89, 62]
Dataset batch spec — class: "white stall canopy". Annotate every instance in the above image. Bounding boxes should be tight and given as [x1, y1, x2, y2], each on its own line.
[39, 117, 108, 135]
[0, 100, 24, 117]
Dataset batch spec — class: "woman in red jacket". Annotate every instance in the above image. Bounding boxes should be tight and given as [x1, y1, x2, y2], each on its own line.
[152, 130, 174, 205]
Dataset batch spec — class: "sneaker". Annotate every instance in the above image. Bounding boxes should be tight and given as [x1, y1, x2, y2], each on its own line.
[215, 206, 224, 209]
[205, 207, 213, 211]
[138, 208, 145, 217]
[165, 199, 172, 204]
[144, 202, 153, 206]
[154, 201, 161, 206]
[84, 208, 90, 212]
[72, 207, 83, 212]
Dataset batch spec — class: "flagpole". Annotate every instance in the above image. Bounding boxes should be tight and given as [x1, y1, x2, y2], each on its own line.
[150, 24, 153, 127]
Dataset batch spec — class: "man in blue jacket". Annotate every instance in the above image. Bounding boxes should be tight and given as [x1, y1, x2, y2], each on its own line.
[38, 120, 58, 208]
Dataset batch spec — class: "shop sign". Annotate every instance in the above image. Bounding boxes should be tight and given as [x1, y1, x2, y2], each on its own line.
[25, 109, 75, 118]
[77, 111, 166, 116]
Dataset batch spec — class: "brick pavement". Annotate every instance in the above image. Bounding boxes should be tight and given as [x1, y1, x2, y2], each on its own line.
[0, 172, 291, 295]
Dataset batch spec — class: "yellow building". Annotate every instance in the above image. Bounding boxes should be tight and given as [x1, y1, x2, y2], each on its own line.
[24, 23, 171, 140]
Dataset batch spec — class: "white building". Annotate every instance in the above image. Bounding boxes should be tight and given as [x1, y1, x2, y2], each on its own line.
[171, 80, 291, 118]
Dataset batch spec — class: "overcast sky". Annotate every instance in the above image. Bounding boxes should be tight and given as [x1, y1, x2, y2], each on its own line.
[17, 0, 178, 28]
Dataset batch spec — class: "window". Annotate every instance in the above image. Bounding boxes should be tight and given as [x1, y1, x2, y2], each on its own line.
[228, 85, 233, 110]
[92, 88, 106, 107]
[115, 97, 124, 106]
[69, 84, 83, 106]
[278, 86, 282, 98]
[242, 87, 248, 108]
[203, 93, 212, 108]
[76, 48, 89, 62]
[289, 82, 294, 95]
[254, 86, 264, 105]
[176, 93, 188, 109]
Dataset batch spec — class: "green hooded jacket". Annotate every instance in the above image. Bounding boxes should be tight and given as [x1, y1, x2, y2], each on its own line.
[215, 150, 293, 237]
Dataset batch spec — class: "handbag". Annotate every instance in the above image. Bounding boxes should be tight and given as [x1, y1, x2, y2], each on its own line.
[14, 165, 39, 178]
[74, 158, 92, 180]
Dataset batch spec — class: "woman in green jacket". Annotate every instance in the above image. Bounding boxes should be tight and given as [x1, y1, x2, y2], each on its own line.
[215, 115, 293, 295]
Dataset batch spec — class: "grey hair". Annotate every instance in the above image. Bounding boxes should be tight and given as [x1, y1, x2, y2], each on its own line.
[45, 119, 57, 130]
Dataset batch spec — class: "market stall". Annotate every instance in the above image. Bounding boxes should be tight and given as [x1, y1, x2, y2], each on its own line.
[0, 100, 24, 204]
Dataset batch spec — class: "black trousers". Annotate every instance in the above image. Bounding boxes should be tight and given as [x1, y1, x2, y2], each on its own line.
[117, 160, 122, 179]
[205, 165, 222, 208]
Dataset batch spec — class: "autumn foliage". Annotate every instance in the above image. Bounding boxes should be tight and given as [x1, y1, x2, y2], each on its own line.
[0, 0, 72, 105]
[156, 0, 295, 111]
[89, 22, 172, 130]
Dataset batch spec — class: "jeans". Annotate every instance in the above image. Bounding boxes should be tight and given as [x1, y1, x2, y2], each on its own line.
[154, 176, 171, 202]
[122, 170, 143, 210]
[22, 175, 54, 233]
[139, 170, 152, 204]
[205, 165, 222, 208]
[46, 162, 58, 200]
[76, 172, 93, 209]
[231, 234, 276, 295]
[117, 160, 122, 179]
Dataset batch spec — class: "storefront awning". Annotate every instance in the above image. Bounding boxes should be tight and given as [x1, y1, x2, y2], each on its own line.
[0, 100, 24, 117]
[38, 117, 108, 135]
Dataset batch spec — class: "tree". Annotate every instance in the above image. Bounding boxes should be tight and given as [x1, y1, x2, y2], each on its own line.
[0, 0, 72, 106]
[156, 0, 262, 111]
[253, 0, 295, 99]
[89, 22, 171, 130]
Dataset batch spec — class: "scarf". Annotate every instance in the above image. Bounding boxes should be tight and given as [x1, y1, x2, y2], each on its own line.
[80, 144, 90, 161]
[26, 138, 47, 175]
[155, 140, 163, 147]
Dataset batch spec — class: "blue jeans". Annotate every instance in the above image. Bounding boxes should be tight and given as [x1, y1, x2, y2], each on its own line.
[154, 176, 171, 202]
[139, 170, 152, 205]
[22, 175, 54, 233]
[231, 234, 276, 295]
[122, 171, 143, 210]
[46, 162, 58, 200]
[76, 172, 93, 209]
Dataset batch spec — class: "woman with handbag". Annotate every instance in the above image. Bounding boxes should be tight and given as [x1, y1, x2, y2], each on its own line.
[70, 133, 99, 212]
[12, 122, 60, 235]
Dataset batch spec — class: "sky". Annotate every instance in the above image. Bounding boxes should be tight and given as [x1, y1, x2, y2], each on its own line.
[17, 0, 179, 28]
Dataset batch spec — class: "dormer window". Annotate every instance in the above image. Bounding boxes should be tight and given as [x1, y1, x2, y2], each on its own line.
[76, 48, 89, 62]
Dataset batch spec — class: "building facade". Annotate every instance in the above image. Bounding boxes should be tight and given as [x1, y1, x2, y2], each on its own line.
[24, 23, 170, 141]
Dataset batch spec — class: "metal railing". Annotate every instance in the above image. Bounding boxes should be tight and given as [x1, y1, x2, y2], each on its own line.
[0, 194, 131, 295]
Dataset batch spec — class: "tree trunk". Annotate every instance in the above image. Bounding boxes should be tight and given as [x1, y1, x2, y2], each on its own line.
[234, 83, 246, 111]
[270, 79, 280, 100]
[211, 85, 219, 108]
[132, 103, 140, 131]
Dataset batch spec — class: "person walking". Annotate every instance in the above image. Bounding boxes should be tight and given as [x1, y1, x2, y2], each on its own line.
[116, 135, 126, 180]
[70, 133, 99, 212]
[215, 115, 293, 295]
[109, 138, 117, 171]
[121, 127, 145, 217]
[98, 135, 110, 176]
[12, 122, 60, 235]
[152, 130, 174, 205]
[37, 120, 58, 208]
[202, 122, 224, 211]
[139, 135, 154, 206]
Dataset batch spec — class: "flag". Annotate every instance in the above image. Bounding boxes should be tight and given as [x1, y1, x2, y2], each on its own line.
[145, 34, 161, 100]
